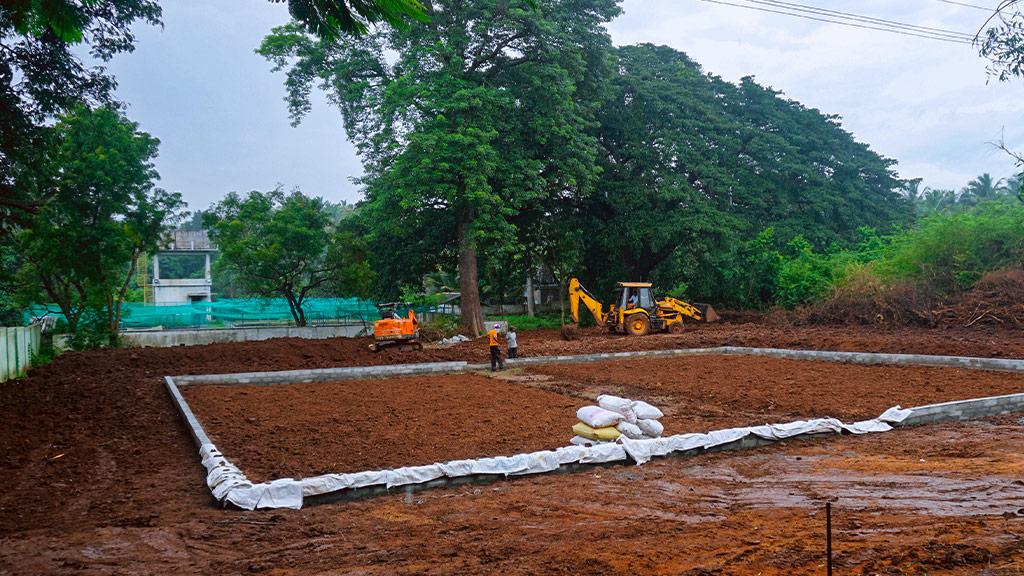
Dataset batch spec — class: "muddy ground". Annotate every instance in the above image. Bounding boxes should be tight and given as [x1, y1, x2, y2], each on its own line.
[183, 374, 579, 482]
[185, 356, 1024, 483]
[2, 322, 1024, 574]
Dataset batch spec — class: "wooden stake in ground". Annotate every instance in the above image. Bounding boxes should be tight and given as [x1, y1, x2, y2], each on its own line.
[826, 502, 833, 576]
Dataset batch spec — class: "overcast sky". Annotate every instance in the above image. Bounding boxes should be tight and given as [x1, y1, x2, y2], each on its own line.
[101, 0, 1022, 212]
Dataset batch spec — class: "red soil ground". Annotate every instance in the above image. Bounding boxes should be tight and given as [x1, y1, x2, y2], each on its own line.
[526, 355, 1024, 432]
[2, 323, 1024, 574]
[184, 355, 1024, 483]
[183, 374, 579, 482]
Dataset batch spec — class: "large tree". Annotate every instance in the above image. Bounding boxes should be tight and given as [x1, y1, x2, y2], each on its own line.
[582, 44, 911, 302]
[1, 0, 429, 234]
[0, 0, 162, 232]
[203, 189, 366, 327]
[15, 105, 183, 344]
[260, 0, 619, 334]
[272, 0, 428, 38]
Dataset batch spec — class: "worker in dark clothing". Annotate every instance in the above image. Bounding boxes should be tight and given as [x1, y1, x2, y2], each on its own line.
[486, 323, 504, 371]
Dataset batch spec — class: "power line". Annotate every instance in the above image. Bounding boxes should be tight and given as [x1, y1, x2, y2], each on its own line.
[933, 0, 996, 11]
[694, 0, 974, 44]
[748, 0, 974, 39]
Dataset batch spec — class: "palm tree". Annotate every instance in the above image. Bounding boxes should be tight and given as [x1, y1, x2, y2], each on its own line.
[902, 178, 923, 203]
[1004, 173, 1022, 200]
[960, 173, 1004, 206]
[920, 187, 956, 215]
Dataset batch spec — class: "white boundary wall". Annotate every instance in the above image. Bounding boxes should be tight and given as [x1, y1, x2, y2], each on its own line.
[0, 325, 41, 382]
[55, 323, 366, 350]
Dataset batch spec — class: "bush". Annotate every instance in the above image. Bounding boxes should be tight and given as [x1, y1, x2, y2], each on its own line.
[489, 314, 562, 331]
[792, 200, 1024, 326]
[874, 199, 1024, 292]
[418, 314, 460, 341]
[775, 236, 834, 309]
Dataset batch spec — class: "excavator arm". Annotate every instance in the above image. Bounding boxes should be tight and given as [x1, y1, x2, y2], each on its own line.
[658, 296, 707, 322]
[568, 278, 606, 324]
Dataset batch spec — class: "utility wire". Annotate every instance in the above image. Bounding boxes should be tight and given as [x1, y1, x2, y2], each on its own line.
[933, 0, 997, 11]
[694, 0, 974, 44]
[747, 0, 974, 39]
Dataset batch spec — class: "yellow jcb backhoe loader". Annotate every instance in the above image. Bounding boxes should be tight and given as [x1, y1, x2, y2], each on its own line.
[568, 277, 719, 335]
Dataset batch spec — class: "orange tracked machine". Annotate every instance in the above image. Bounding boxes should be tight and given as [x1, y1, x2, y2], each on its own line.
[369, 303, 423, 352]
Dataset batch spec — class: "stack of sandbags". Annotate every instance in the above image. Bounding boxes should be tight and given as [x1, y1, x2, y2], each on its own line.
[571, 394, 665, 445]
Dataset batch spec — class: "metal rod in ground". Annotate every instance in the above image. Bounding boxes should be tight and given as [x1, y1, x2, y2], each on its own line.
[826, 501, 833, 576]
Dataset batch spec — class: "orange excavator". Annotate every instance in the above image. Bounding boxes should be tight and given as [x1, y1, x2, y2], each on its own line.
[369, 303, 422, 352]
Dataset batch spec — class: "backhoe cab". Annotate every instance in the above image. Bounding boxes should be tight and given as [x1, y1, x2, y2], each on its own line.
[568, 278, 718, 336]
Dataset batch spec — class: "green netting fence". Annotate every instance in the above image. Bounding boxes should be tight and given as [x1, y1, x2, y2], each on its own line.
[28, 298, 381, 330]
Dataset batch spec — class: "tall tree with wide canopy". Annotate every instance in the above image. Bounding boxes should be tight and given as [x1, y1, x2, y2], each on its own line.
[260, 0, 619, 334]
[583, 44, 911, 303]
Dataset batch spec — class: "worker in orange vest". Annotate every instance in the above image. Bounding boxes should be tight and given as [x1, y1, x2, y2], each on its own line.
[486, 323, 505, 372]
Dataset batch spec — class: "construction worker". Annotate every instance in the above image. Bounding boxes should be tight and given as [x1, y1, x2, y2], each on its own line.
[486, 323, 504, 371]
[507, 326, 518, 359]
[627, 291, 638, 309]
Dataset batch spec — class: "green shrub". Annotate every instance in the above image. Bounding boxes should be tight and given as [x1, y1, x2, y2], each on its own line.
[874, 199, 1024, 292]
[489, 314, 563, 331]
[775, 236, 835, 308]
[418, 314, 460, 341]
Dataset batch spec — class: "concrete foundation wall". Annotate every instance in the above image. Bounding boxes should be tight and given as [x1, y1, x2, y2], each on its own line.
[55, 323, 368, 351]
[173, 361, 469, 386]
[899, 393, 1024, 425]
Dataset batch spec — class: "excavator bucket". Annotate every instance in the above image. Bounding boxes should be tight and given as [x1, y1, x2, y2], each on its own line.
[694, 303, 720, 323]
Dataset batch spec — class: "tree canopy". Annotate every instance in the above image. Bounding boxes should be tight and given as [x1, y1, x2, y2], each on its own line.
[577, 44, 911, 304]
[270, 0, 428, 38]
[0, 0, 162, 231]
[260, 0, 620, 334]
[203, 189, 373, 326]
[978, 0, 1024, 82]
[14, 105, 183, 345]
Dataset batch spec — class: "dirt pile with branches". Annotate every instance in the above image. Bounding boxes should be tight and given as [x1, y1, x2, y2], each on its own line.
[795, 266, 1024, 330]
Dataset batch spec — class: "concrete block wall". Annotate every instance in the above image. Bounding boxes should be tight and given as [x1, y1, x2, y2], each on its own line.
[55, 323, 367, 351]
[900, 393, 1024, 426]
[173, 361, 470, 387]
[166, 347, 1024, 508]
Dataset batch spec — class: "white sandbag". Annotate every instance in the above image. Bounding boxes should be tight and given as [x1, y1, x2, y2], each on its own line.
[576, 405, 623, 428]
[570, 435, 606, 447]
[631, 400, 664, 420]
[597, 394, 638, 423]
[616, 421, 646, 440]
[637, 418, 664, 438]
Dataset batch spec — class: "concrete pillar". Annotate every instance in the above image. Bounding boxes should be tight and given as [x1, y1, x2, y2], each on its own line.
[204, 252, 211, 281]
[152, 253, 160, 281]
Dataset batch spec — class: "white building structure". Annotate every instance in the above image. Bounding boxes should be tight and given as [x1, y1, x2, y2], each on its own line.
[152, 230, 216, 304]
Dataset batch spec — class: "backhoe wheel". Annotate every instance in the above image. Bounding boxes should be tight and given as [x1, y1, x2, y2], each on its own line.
[625, 314, 650, 336]
[669, 321, 684, 334]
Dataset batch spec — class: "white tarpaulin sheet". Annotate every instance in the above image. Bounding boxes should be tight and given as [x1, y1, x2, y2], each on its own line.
[197, 406, 913, 510]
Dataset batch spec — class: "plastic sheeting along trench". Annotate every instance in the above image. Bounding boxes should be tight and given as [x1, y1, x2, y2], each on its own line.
[168, 369, 914, 510]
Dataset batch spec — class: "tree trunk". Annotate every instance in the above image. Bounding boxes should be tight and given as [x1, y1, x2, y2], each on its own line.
[107, 254, 139, 346]
[526, 274, 535, 317]
[457, 206, 484, 336]
[283, 288, 306, 327]
[40, 275, 82, 333]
